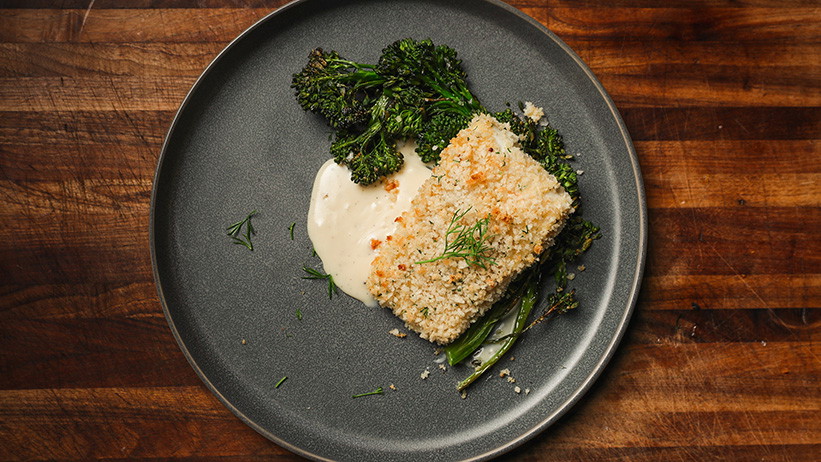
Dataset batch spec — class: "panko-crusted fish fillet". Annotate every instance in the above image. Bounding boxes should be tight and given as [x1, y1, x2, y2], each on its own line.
[367, 113, 574, 344]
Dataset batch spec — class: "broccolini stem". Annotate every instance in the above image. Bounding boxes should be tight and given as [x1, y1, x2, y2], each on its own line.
[455, 275, 539, 392]
[423, 80, 483, 117]
[444, 275, 529, 366]
[327, 58, 375, 70]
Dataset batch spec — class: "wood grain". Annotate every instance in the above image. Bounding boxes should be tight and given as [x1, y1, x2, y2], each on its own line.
[1, 67, 817, 112]
[1, 107, 817, 150]
[0, 0, 818, 460]
[547, 7, 821, 42]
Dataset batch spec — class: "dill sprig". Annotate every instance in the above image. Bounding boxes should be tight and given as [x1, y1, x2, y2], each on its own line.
[352, 387, 384, 398]
[226, 210, 257, 251]
[302, 266, 337, 299]
[415, 207, 495, 268]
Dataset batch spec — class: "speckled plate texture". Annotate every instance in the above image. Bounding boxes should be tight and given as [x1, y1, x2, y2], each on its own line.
[150, 0, 646, 460]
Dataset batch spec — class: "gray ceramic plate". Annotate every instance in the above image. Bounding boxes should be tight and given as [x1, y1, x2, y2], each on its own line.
[150, 0, 646, 460]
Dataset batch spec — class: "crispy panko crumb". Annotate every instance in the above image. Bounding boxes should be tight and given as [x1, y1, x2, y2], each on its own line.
[384, 179, 400, 193]
[523, 101, 544, 122]
[388, 328, 407, 338]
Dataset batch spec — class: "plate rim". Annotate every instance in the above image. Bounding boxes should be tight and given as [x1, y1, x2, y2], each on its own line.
[149, 0, 647, 460]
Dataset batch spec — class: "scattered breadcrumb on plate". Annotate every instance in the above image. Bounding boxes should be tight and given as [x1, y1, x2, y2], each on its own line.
[388, 328, 407, 338]
[522, 101, 544, 122]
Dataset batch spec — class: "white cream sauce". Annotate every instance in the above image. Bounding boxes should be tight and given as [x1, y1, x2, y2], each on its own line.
[307, 142, 431, 306]
[470, 306, 519, 366]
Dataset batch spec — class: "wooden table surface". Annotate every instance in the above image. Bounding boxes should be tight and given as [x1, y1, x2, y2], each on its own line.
[1, 0, 818, 460]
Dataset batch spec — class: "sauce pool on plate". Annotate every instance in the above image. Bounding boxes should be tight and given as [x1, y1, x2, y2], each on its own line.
[307, 142, 431, 306]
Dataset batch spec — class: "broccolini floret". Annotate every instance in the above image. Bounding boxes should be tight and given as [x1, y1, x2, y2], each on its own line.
[291, 48, 381, 130]
[292, 38, 485, 184]
[415, 112, 473, 163]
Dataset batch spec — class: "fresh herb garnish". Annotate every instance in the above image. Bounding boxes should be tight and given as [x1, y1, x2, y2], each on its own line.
[352, 387, 384, 398]
[302, 266, 337, 299]
[296, 308, 303, 320]
[289, 222, 296, 240]
[415, 207, 495, 268]
[226, 210, 257, 251]
[275, 376, 288, 388]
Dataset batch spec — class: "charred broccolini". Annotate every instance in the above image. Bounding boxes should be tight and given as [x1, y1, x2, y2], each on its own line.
[292, 38, 484, 184]
[292, 38, 601, 391]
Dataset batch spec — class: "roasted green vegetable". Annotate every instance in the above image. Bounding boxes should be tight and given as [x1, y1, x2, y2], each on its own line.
[455, 273, 540, 392]
[292, 38, 484, 184]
